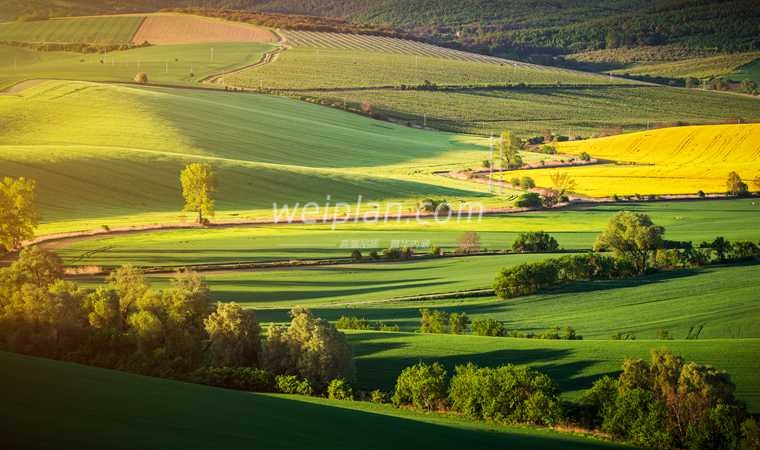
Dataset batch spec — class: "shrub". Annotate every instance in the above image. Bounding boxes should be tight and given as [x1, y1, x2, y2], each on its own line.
[392, 362, 448, 410]
[520, 176, 536, 189]
[448, 313, 470, 334]
[379, 323, 401, 332]
[471, 318, 507, 337]
[189, 367, 274, 392]
[419, 308, 449, 334]
[512, 231, 559, 252]
[370, 389, 388, 404]
[351, 249, 362, 261]
[456, 231, 481, 254]
[449, 363, 561, 425]
[134, 72, 148, 84]
[590, 349, 748, 449]
[493, 260, 559, 299]
[579, 151, 591, 161]
[327, 378, 354, 400]
[515, 192, 542, 208]
[276, 375, 313, 395]
[510, 177, 521, 187]
[335, 316, 374, 330]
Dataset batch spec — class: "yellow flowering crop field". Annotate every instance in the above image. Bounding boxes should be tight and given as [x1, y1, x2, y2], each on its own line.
[504, 124, 760, 197]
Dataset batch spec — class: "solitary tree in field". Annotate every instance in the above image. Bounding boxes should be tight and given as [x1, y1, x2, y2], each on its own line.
[180, 163, 217, 224]
[726, 171, 748, 196]
[0, 176, 39, 252]
[499, 131, 523, 170]
[134, 72, 148, 84]
[594, 211, 664, 274]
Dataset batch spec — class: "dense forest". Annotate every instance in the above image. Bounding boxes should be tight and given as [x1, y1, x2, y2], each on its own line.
[2, 0, 759, 58]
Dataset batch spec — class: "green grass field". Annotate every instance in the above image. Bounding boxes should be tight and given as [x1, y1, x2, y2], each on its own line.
[0, 16, 144, 44]
[255, 263, 760, 338]
[0, 79, 509, 231]
[52, 199, 760, 267]
[227, 47, 624, 90]
[0, 351, 630, 450]
[348, 332, 760, 411]
[0, 42, 276, 88]
[294, 85, 760, 135]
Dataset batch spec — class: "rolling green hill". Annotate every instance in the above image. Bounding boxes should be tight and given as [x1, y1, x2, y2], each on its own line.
[0, 351, 628, 450]
[0, 42, 275, 89]
[0, 79, 498, 231]
[348, 332, 760, 411]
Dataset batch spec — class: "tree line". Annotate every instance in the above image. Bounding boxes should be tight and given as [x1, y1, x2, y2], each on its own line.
[0, 247, 353, 395]
[388, 349, 760, 449]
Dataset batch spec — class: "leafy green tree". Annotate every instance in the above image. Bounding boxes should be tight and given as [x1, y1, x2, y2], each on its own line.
[180, 163, 217, 224]
[594, 211, 665, 274]
[262, 307, 354, 389]
[512, 231, 559, 252]
[515, 192, 542, 208]
[520, 176, 535, 189]
[419, 308, 449, 333]
[204, 302, 261, 367]
[107, 265, 150, 330]
[449, 363, 561, 425]
[448, 312, 470, 334]
[7, 245, 63, 287]
[392, 362, 448, 410]
[471, 318, 507, 336]
[727, 171, 749, 196]
[499, 131, 523, 170]
[0, 177, 38, 252]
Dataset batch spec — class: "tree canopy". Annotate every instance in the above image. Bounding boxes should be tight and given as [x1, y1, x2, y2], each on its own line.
[0, 177, 38, 253]
[180, 163, 217, 224]
[594, 211, 664, 274]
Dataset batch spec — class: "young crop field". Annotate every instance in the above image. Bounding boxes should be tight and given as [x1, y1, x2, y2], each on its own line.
[291, 85, 760, 136]
[0, 15, 144, 44]
[282, 30, 521, 64]
[1, 352, 627, 450]
[0, 80, 505, 231]
[348, 332, 760, 412]
[225, 47, 624, 90]
[608, 51, 760, 80]
[265, 263, 760, 339]
[504, 124, 760, 197]
[132, 13, 278, 45]
[50, 198, 760, 267]
[0, 42, 275, 87]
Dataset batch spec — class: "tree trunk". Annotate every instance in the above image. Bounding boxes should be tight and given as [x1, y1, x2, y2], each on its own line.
[198, 209, 203, 224]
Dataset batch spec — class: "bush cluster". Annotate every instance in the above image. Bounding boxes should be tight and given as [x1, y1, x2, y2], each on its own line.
[419, 308, 469, 334]
[512, 231, 560, 252]
[578, 349, 758, 449]
[494, 253, 635, 299]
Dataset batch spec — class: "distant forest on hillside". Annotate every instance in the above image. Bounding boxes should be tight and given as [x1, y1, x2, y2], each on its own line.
[3, 0, 759, 58]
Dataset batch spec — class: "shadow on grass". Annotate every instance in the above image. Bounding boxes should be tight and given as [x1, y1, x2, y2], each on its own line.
[1, 352, 631, 450]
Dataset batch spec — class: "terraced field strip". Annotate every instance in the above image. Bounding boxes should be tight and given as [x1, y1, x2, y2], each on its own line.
[0, 15, 145, 44]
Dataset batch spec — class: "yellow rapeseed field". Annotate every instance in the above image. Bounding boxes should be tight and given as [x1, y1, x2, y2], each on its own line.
[506, 124, 760, 197]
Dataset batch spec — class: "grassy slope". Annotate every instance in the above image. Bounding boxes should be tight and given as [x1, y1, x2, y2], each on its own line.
[53, 199, 760, 267]
[506, 124, 760, 197]
[295, 85, 760, 136]
[0, 42, 276, 87]
[348, 332, 760, 411]
[0, 80, 502, 231]
[0, 15, 144, 44]
[609, 52, 760, 80]
[0, 352, 629, 450]
[228, 47, 622, 89]
[258, 263, 760, 339]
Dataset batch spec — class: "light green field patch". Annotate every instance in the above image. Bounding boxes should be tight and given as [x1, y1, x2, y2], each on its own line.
[0, 16, 144, 44]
